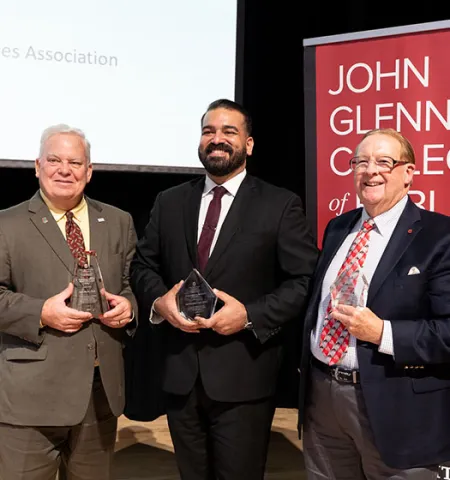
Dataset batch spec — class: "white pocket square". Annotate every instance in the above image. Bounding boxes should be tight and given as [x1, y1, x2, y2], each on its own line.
[407, 266, 420, 275]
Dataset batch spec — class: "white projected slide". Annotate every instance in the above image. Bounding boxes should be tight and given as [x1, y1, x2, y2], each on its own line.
[0, 1, 238, 171]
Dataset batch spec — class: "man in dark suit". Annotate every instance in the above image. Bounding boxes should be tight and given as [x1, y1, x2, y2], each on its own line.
[130, 98, 318, 479]
[0, 124, 137, 479]
[298, 128, 450, 479]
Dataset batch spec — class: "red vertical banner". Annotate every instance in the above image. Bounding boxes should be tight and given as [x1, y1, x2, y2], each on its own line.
[309, 26, 450, 246]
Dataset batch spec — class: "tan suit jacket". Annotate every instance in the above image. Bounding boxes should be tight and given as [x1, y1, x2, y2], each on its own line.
[0, 191, 137, 426]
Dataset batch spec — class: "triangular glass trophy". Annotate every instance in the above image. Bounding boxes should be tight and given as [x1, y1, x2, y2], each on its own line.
[330, 270, 368, 309]
[69, 251, 109, 317]
[176, 268, 217, 321]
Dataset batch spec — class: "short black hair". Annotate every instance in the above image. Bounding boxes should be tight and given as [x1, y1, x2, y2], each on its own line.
[201, 98, 253, 135]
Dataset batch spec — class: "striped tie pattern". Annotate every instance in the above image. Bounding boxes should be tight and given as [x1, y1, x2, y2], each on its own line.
[319, 218, 375, 365]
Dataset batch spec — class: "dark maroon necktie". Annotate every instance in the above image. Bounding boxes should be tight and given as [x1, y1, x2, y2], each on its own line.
[197, 186, 227, 273]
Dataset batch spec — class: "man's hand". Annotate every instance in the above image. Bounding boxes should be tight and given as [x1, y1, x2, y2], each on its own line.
[155, 281, 202, 333]
[331, 305, 384, 345]
[196, 289, 247, 335]
[41, 283, 93, 333]
[99, 290, 133, 328]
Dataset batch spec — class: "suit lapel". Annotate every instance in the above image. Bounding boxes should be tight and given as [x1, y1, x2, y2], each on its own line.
[303, 210, 361, 346]
[368, 199, 422, 304]
[308, 210, 361, 319]
[317, 211, 362, 288]
[87, 197, 107, 264]
[204, 175, 255, 278]
[28, 191, 75, 273]
[183, 178, 204, 267]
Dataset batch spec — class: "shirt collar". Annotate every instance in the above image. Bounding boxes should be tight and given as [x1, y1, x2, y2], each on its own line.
[202, 169, 247, 198]
[360, 194, 408, 237]
[40, 189, 87, 222]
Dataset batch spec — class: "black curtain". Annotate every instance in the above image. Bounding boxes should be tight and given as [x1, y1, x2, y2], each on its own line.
[2, 2, 450, 418]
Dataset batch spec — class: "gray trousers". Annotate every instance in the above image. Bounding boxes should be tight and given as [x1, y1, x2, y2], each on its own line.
[0, 369, 117, 480]
[303, 365, 439, 480]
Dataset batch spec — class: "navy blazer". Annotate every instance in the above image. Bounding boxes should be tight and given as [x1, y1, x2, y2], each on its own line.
[298, 197, 450, 469]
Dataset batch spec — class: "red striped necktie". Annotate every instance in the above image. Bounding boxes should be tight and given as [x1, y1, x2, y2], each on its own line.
[319, 218, 375, 365]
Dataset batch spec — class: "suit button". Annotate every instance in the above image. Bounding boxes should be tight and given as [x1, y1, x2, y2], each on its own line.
[87, 343, 95, 351]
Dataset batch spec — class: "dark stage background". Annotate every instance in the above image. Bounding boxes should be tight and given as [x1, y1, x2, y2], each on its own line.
[2, 4, 450, 237]
[2, 3, 450, 419]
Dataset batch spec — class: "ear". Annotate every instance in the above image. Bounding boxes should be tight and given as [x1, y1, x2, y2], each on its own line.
[35, 158, 40, 178]
[404, 163, 415, 187]
[246, 136, 254, 156]
[86, 163, 93, 183]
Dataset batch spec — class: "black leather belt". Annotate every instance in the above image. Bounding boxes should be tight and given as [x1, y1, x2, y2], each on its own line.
[311, 356, 360, 384]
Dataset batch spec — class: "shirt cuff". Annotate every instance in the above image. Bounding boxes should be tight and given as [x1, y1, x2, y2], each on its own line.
[378, 320, 394, 356]
[150, 297, 165, 324]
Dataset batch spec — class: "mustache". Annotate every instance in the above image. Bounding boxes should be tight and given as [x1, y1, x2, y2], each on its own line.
[205, 143, 233, 155]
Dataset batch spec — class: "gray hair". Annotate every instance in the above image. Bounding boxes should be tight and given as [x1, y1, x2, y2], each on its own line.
[39, 124, 91, 163]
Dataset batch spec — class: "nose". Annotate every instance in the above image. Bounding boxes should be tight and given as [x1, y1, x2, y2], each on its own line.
[365, 160, 379, 175]
[58, 162, 71, 175]
[212, 130, 225, 144]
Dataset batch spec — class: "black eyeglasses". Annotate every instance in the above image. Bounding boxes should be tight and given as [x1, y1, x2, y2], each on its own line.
[349, 156, 410, 172]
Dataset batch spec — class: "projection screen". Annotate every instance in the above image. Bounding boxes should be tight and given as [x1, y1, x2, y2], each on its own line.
[0, 0, 244, 172]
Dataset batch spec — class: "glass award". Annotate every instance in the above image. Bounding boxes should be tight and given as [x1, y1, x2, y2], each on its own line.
[176, 269, 217, 321]
[69, 251, 109, 317]
[330, 270, 368, 309]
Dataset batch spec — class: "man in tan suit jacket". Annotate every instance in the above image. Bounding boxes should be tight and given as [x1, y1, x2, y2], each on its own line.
[0, 124, 137, 480]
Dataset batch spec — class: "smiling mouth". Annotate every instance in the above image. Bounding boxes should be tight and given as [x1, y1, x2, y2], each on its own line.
[364, 181, 383, 187]
[208, 150, 229, 156]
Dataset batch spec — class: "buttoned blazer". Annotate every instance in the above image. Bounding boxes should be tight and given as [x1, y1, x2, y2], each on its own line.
[130, 174, 319, 403]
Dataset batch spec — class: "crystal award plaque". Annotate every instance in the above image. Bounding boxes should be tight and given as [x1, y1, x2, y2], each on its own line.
[330, 270, 369, 309]
[69, 251, 109, 317]
[176, 269, 217, 321]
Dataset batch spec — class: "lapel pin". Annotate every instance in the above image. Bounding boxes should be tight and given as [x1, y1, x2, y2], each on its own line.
[42, 217, 48, 224]
[98, 218, 105, 222]
[407, 229, 413, 234]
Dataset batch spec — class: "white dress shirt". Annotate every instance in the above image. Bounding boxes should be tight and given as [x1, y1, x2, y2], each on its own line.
[198, 169, 246, 249]
[310, 195, 409, 369]
[150, 169, 247, 323]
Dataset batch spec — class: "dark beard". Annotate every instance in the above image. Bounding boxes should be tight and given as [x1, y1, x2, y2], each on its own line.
[198, 143, 247, 177]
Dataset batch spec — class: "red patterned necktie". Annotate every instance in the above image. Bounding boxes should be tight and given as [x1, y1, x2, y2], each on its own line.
[319, 218, 375, 365]
[197, 186, 227, 273]
[65, 211, 88, 268]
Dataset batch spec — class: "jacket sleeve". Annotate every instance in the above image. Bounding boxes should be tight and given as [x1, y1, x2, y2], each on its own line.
[0, 228, 45, 345]
[245, 194, 319, 343]
[130, 193, 169, 322]
[391, 231, 450, 364]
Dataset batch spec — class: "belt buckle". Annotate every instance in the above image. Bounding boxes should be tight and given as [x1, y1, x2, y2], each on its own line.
[332, 367, 356, 384]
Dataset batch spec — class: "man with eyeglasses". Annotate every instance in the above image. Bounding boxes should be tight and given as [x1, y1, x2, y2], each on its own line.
[298, 128, 450, 479]
[0, 124, 137, 479]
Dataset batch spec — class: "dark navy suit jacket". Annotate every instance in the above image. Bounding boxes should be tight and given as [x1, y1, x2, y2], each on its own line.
[298, 197, 450, 469]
